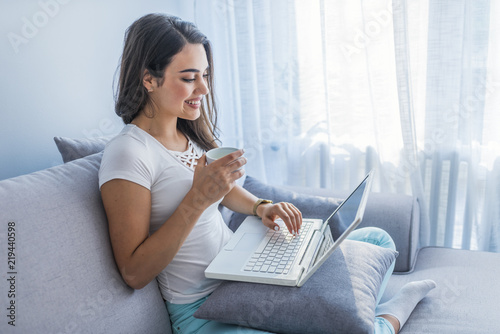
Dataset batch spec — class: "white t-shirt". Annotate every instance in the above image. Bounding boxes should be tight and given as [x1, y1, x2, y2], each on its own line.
[98, 124, 233, 304]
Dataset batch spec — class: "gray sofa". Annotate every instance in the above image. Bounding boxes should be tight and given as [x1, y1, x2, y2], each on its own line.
[1, 145, 499, 333]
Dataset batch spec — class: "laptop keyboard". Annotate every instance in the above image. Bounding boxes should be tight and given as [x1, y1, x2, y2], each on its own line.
[318, 230, 333, 259]
[243, 222, 313, 275]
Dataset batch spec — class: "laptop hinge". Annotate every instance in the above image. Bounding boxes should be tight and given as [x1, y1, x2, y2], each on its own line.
[298, 230, 323, 268]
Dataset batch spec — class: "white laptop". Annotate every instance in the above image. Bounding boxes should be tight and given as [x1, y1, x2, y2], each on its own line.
[205, 170, 374, 287]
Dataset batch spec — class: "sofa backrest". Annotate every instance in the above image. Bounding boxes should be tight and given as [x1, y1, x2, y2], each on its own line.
[0, 153, 171, 334]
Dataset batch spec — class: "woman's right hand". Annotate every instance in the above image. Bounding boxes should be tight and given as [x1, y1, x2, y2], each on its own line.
[189, 149, 246, 209]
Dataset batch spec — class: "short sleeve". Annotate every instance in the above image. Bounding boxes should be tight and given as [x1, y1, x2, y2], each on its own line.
[98, 134, 153, 190]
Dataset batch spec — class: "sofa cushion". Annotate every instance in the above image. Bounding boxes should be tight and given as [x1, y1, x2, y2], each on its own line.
[0, 153, 171, 334]
[235, 176, 418, 273]
[54, 135, 115, 162]
[194, 239, 397, 334]
[380, 247, 500, 334]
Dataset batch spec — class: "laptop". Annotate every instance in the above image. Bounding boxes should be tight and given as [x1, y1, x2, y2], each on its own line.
[205, 170, 374, 287]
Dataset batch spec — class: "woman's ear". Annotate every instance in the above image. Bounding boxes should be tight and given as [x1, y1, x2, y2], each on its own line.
[143, 69, 155, 93]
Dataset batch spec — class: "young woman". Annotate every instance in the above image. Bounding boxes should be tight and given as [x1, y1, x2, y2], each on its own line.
[99, 13, 435, 334]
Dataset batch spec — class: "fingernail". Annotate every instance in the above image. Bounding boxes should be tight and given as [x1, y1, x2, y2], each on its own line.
[274, 226, 279, 231]
[292, 230, 296, 236]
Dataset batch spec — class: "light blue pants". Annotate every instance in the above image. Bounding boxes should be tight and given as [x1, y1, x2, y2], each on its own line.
[166, 227, 396, 334]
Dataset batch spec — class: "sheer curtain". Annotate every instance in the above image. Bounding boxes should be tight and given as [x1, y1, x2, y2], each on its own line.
[393, 0, 500, 251]
[195, 0, 302, 184]
[194, 0, 500, 252]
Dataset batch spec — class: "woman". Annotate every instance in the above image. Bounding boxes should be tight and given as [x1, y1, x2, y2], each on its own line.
[99, 13, 435, 334]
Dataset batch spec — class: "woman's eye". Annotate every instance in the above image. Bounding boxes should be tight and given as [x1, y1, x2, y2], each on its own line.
[182, 73, 209, 83]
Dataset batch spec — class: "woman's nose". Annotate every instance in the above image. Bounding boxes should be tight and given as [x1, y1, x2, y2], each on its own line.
[196, 76, 209, 95]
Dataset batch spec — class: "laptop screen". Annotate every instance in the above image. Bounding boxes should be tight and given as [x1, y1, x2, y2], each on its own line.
[297, 171, 373, 286]
[323, 172, 370, 240]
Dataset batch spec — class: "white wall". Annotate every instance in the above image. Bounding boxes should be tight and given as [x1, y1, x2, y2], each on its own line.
[0, 0, 198, 180]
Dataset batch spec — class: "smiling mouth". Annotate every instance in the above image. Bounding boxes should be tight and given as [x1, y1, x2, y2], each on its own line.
[185, 99, 201, 106]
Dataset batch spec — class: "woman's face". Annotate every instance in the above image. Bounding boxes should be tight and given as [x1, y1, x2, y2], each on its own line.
[150, 43, 209, 121]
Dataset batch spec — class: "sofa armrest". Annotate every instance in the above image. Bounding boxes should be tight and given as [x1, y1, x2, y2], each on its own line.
[360, 192, 419, 273]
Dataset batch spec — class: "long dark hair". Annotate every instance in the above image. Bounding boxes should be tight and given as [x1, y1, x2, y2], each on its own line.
[115, 13, 218, 151]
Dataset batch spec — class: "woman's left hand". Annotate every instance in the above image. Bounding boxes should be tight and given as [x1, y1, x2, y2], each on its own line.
[257, 202, 303, 236]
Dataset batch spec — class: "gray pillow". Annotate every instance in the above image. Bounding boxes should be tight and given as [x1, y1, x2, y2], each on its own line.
[194, 239, 397, 334]
[54, 135, 116, 163]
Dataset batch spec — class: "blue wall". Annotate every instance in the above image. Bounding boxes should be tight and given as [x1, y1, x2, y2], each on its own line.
[0, 0, 197, 180]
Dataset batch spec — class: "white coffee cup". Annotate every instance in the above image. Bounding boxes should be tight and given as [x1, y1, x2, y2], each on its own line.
[206, 147, 241, 165]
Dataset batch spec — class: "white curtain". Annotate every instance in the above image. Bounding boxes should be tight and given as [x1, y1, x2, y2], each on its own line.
[393, 0, 500, 251]
[194, 0, 500, 252]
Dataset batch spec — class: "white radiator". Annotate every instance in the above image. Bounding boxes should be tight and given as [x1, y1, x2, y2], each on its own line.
[286, 140, 500, 251]
[286, 140, 376, 192]
[419, 150, 500, 251]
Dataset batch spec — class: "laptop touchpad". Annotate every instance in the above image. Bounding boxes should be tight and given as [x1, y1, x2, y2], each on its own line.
[229, 233, 263, 252]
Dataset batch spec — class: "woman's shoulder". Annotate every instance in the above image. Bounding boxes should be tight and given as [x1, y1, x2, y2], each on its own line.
[101, 125, 154, 166]
[107, 124, 147, 146]
[104, 124, 158, 157]
[99, 125, 157, 188]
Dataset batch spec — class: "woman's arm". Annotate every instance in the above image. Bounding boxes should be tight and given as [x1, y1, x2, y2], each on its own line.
[101, 151, 245, 289]
[221, 185, 303, 235]
[101, 179, 206, 289]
